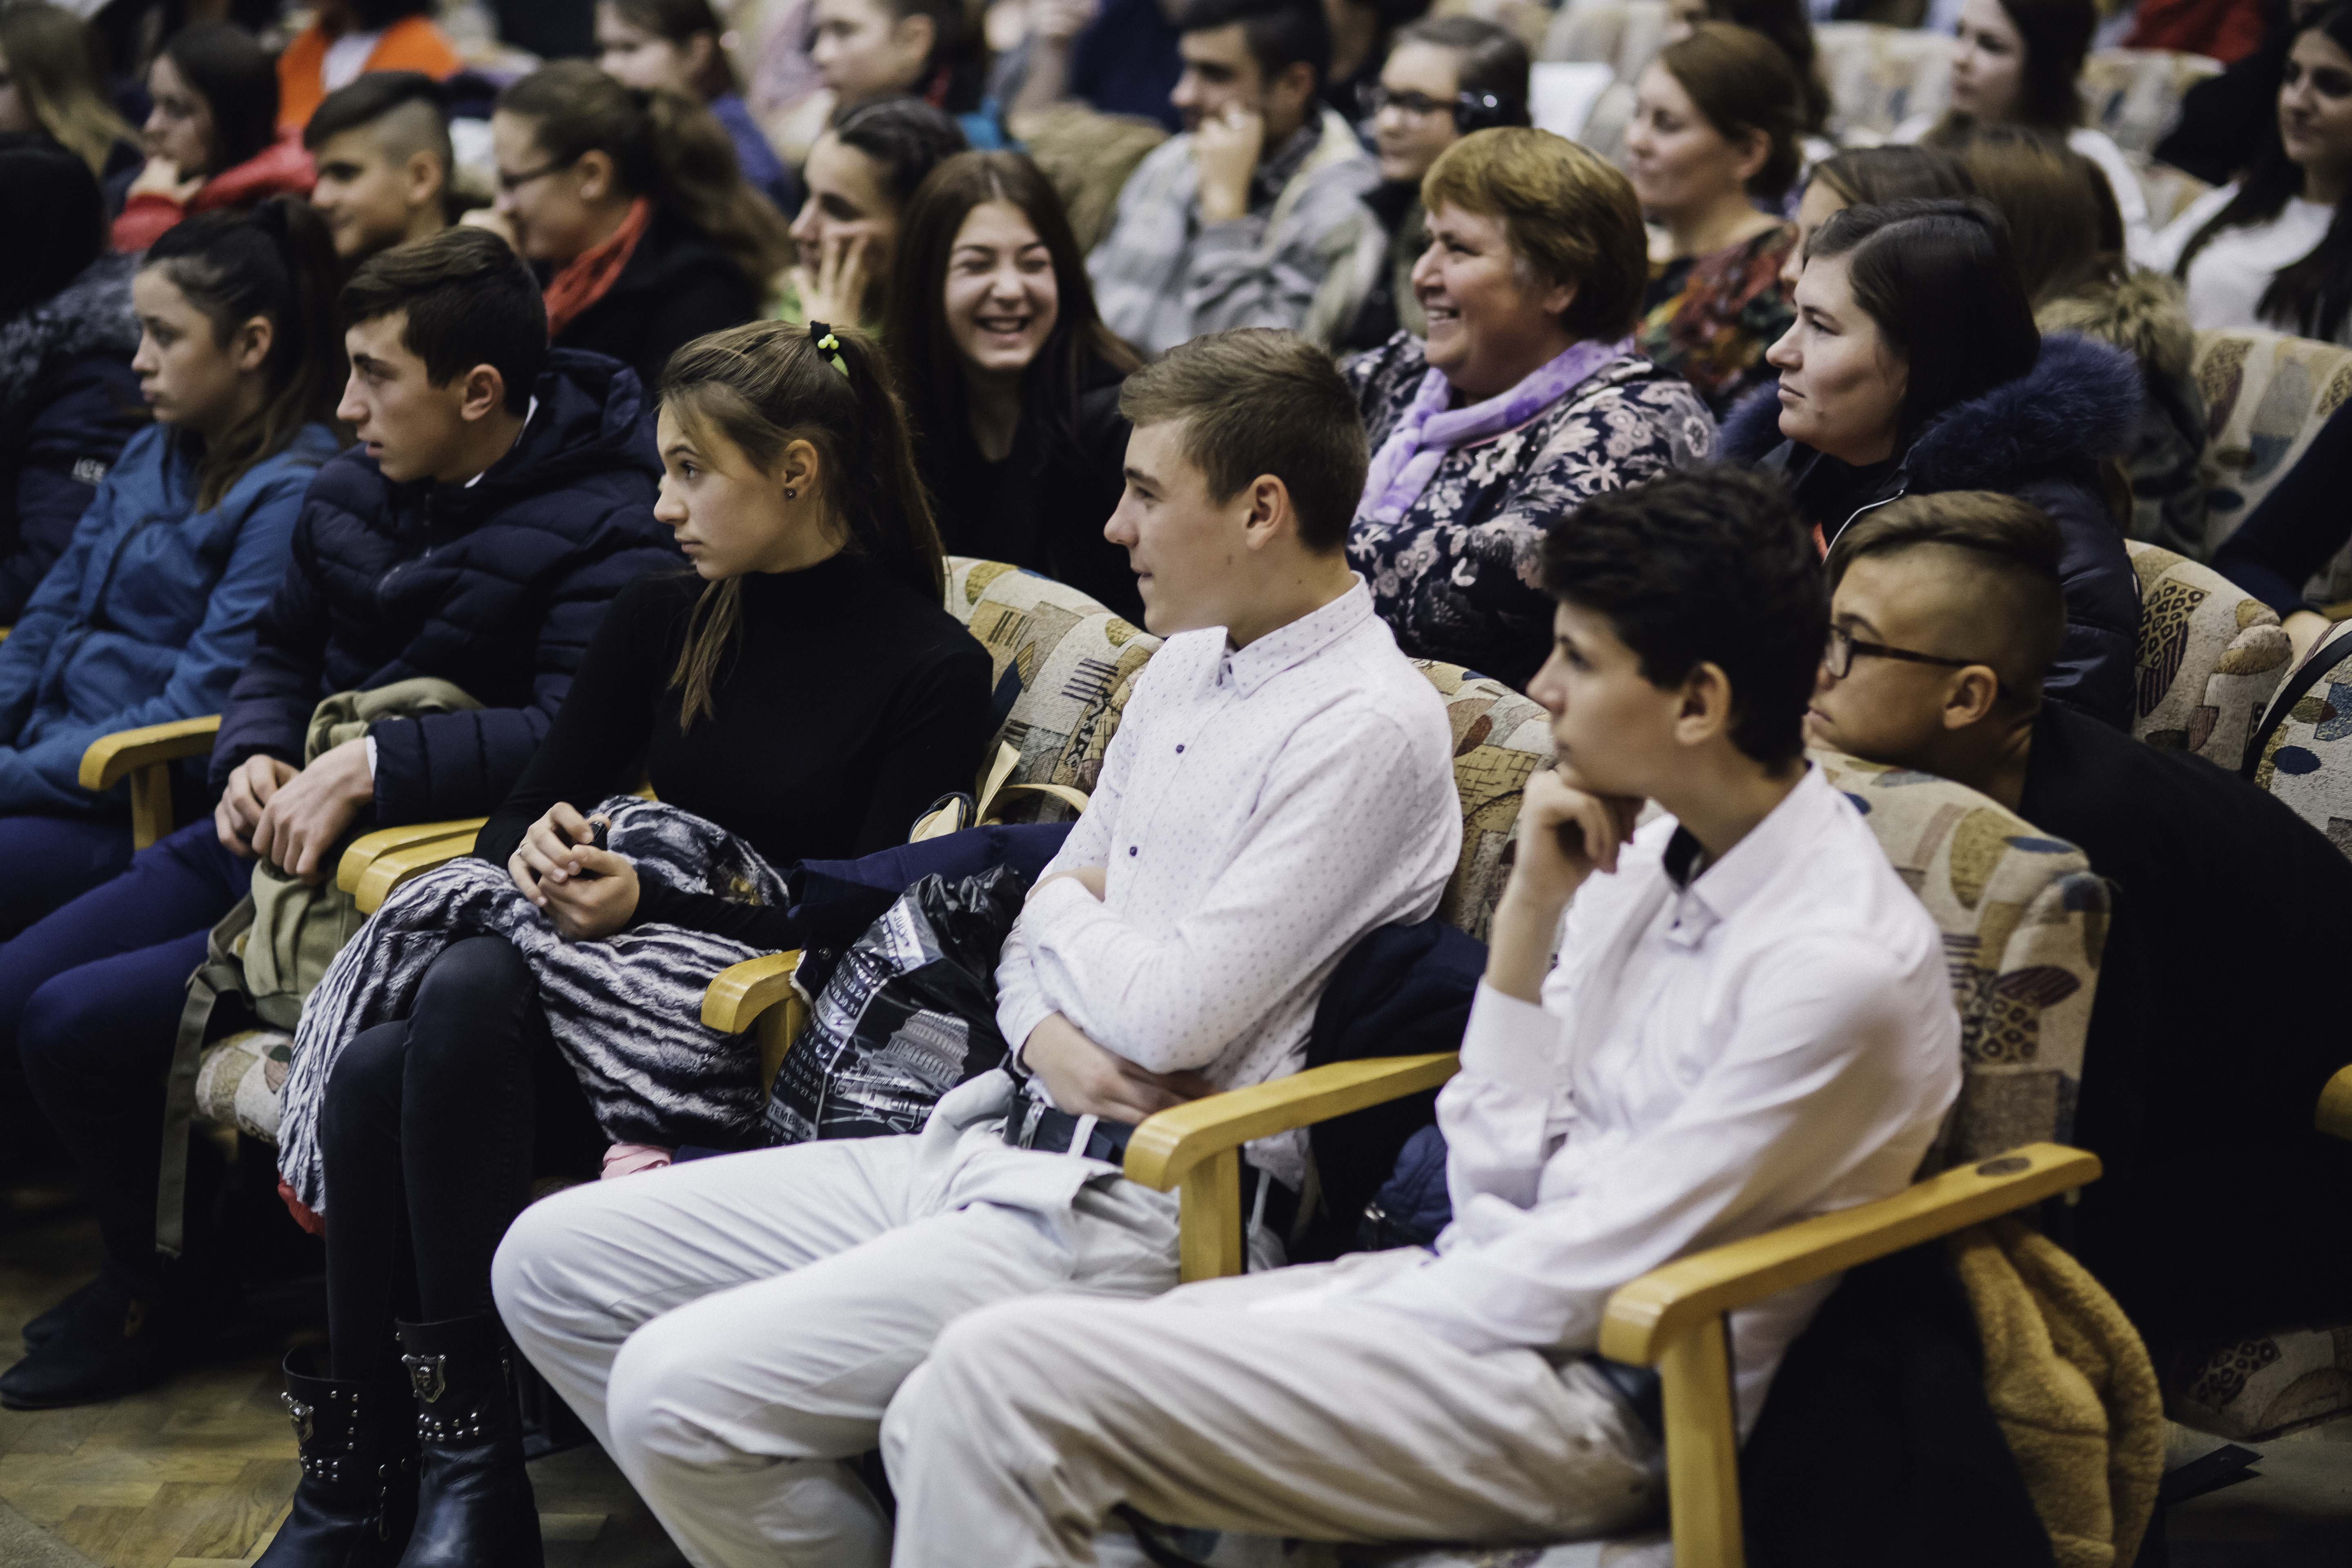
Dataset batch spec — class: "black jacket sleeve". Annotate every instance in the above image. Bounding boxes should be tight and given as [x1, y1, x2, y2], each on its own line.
[211, 514, 333, 789]
[2026, 471, 2141, 732]
[2210, 400, 2352, 616]
[631, 267, 760, 392]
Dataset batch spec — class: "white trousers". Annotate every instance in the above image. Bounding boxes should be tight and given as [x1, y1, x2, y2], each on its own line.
[882, 1252, 1665, 1568]
[490, 1073, 1187, 1568]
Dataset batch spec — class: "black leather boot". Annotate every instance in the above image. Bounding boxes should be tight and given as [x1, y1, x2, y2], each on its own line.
[396, 1315, 543, 1568]
[256, 1350, 417, 1566]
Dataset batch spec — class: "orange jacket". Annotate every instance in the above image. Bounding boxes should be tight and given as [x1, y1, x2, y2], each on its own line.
[275, 14, 462, 132]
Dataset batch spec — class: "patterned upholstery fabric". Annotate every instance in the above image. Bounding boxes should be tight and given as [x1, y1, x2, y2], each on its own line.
[2164, 1327, 2352, 1441]
[1814, 22, 1953, 139]
[2190, 329, 2352, 581]
[1538, 0, 1668, 82]
[1129, 754, 2108, 1568]
[2124, 542, 2292, 772]
[1411, 661, 1553, 940]
[2081, 48, 2223, 154]
[2247, 633, 2352, 854]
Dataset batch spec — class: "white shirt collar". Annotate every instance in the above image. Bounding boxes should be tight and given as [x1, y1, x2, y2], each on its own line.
[1218, 575, 1376, 697]
[463, 395, 539, 489]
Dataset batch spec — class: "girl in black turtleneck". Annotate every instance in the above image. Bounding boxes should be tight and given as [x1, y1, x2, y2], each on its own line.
[272, 319, 990, 1568]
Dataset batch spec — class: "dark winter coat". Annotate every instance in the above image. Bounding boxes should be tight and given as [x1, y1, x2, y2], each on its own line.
[0, 419, 339, 815]
[0, 251, 147, 624]
[212, 349, 681, 825]
[1722, 332, 2143, 730]
[550, 208, 761, 392]
[2036, 271, 2209, 561]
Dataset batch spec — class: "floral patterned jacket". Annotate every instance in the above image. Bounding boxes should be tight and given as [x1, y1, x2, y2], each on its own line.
[1343, 332, 1715, 688]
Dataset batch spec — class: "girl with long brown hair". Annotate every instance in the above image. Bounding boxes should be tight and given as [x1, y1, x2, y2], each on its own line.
[885, 149, 1144, 618]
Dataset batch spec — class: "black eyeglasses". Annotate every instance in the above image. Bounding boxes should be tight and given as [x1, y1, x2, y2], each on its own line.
[495, 156, 577, 194]
[1822, 625, 1988, 681]
[1358, 83, 1505, 123]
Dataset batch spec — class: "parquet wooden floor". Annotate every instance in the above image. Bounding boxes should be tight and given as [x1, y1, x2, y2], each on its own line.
[0, 1175, 684, 1568]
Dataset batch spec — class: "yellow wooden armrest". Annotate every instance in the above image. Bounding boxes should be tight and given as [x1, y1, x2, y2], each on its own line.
[78, 714, 223, 849]
[339, 817, 492, 894]
[2319, 1064, 2352, 1141]
[704, 951, 808, 1098]
[1125, 1053, 1460, 1283]
[351, 825, 484, 914]
[1596, 1142, 2100, 1568]
[77, 714, 222, 791]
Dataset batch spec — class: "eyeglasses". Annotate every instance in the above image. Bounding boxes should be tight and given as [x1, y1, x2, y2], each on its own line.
[1359, 84, 1452, 118]
[495, 157, 577, 194]
[1822, 625, 1989, 681]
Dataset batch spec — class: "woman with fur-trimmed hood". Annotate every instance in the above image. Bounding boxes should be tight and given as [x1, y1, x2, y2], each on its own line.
[1724, 196, 2141, 729]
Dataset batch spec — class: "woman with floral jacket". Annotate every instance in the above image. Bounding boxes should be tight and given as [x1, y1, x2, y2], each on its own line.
[1345, 129, 1713, 689]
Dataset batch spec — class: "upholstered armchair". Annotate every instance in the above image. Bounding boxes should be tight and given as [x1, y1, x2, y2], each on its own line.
[2125, 542, 2293, 773]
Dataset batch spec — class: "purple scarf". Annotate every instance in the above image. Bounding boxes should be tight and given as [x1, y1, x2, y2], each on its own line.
[1355, 337, 1634, 527]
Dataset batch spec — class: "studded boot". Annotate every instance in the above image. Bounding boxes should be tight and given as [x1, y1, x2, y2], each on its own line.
[395, 1315, 543, 1568]
[256, 1349, 418, 1566]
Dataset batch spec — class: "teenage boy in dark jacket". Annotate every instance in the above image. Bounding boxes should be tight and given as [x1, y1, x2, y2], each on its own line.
[0, 228, 678, 1411]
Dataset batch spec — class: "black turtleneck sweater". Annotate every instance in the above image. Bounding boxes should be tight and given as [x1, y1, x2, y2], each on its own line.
[474, 552, 995, 942]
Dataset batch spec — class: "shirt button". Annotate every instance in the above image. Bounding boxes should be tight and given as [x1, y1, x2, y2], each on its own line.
[1128, 846, 1138, 857]
[1175, 744, 1185, 754]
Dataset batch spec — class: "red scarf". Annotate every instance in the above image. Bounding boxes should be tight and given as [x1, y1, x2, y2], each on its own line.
[543, 197, 653, 339]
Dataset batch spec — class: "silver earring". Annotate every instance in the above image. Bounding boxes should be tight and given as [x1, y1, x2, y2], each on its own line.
[783, 487, 797, 499]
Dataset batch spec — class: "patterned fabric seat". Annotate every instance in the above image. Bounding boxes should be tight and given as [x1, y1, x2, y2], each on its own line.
[2125, 542, 2292, 772]
[2081, 48, 2223, 154]
[2190, 329, 2352, 580]
[2247, 626, 2352, 855]
[1129, 755, 2109, 1568]
[1538, 0, 1669, 82]
[1814, 22, 1953, 140]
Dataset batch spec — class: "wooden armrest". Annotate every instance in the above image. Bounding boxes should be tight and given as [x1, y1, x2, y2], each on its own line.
[350, 826, 483, 914]
[1123, 1052, 1460, 1191]
[77, 715, 221, 791]
[339, 817, 493, 894]
[1124, 1053, 1459, 1285]
[703, 951, 805, 1034]
[2319, 1065, 2352, 1142]
[1598, 1142, 2100, 1366]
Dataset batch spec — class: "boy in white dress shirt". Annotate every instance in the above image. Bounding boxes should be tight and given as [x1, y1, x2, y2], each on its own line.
[878, 468, 1965, 1564]
[488, 329, 1463, 1568]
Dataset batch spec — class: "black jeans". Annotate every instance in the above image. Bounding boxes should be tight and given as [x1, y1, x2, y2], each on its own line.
[320, 936, 604, 1381]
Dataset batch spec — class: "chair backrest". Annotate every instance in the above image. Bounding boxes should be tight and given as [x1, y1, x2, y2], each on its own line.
[1407, 660, 1555, 941]
[1813, 751, 2110, 1172]
[944, 559, 1161, 816]
[2247, 626, 2352, 855]
[1814, 21, 1952, 139]
[1538, 0, 1669, 81]
[2082, 47, 2223, 155]
[2125, 541, 2293, 773]
[2190, 327, 2352, 574]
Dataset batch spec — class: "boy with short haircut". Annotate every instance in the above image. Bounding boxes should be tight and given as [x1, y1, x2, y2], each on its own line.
[876, 469, 1962, 1564]
[492, 328, 1464, 1568]
[0, 229, 677, 1411]
[1089, 0, 1381, 354]
[1806, 490, 2352, 1348]
[305, 71, 455, 262]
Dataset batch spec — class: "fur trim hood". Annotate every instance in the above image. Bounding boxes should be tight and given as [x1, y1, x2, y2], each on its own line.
[0, 251, 140, 422]
[2035, 270, 2195, 379]
[1717, 330, 2143, 483]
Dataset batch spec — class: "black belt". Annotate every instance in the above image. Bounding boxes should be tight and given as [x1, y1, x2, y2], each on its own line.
[1003, 1101, 1301, 1241]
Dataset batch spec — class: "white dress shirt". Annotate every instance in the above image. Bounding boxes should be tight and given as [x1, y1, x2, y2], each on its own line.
[993, 578, 1462, 1190]
[1270, 766, 1961, 1433]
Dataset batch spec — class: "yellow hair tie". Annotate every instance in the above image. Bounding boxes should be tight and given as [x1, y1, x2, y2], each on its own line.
[807, 321, 848, 376]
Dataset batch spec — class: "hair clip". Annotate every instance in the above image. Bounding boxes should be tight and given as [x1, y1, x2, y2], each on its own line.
[808, 320, 848, 377]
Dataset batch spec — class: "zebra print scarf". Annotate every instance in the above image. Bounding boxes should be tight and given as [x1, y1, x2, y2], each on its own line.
[276, 797, 787, 1218]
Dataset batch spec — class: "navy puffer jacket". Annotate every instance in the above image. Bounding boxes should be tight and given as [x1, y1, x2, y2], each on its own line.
[212, 350, 681, 823]
[1722, 332, 2143, 731]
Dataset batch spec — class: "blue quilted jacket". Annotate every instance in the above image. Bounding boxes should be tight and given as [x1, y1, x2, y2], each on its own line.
[210, 350, 681, 824]
[0, 419, 339, 816]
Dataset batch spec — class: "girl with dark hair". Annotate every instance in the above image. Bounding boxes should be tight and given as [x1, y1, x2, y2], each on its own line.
[112, 22, 316, 251]
[886, 149, 1145, 617]
[0, 4, 140, 196]
[1780, 143, 1974, 289]
[2154, 0, 2352, 344]
[1721, 197, 2141, 726]
[597, 0, 803, 215]
[808, 0, 1004, 147]
[1895, 0, 2153, 262]
[1626, 23, 1804, 416]
[1961, 125, 2210, 558]
[781, 94, 966, 329]
[255, 318, 989, 1567]
[1341, 15, 1531, 352]
[1665, 0, 1832, 134]
[0, 194, 339, 992]
[484, 59, 794, 388]
[274, 0, 460, 134]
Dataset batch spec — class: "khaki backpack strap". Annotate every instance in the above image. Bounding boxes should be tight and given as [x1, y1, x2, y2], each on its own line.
[156, 902, 255, 1258]
[981, 783, 1092, 821]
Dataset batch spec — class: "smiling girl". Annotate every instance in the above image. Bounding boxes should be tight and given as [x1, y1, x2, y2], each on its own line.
[886, 151, 1145, 618]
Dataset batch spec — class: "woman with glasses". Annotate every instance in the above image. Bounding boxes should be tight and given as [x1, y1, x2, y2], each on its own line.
[1719, 197, 2139, 727]
[473, 60, 793, 388]
[1339, 16, 1528, 353]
